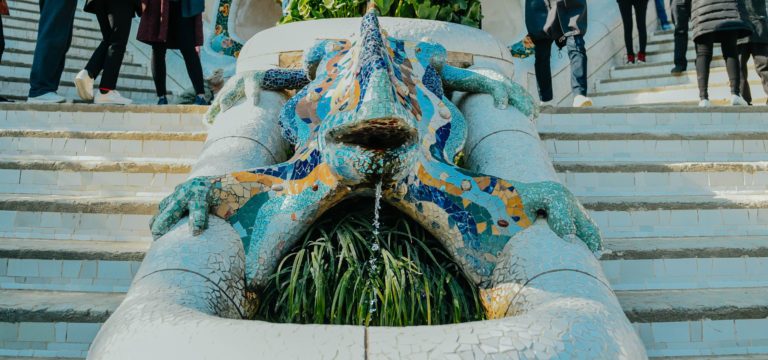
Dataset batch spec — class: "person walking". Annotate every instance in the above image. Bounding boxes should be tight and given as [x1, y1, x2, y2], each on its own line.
[670, 0, 691, 75]
[137, 0, 208, 105]
[525, 0, 593, 107]
[737, 0, 768, 105]
[618, 0, 650, 64]
[0, 0, 10, 102]
[653, 0, 673, 31]
[74, 0, 142, 105]
[691, 0, 752, 107]
[27, 0, 77, 103]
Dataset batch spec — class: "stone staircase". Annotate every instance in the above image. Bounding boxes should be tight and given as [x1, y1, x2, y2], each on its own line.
[0, 104, 206, 358]
[1, 103, 767, 359]
[592, 30, 767, 106]
[0, 0, 159, 103]
[538, 107, 768, 358]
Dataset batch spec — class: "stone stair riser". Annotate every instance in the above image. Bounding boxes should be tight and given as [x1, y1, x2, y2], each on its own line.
[3, 40, 136, 66]
[2, 16, 118, 44]
[590, 208, 768, 239]
[545, 139, 768, 161]
[610, 58, 725, 79]
[0, 63, 158, 93]
[0, 169, 187, 196]
[3, 53, 146, 79]
[536, 111, 768, 131]
[559, 170, 768, 197]
[0, 108, 207, 133]
[634, 318, 768, 358]
[602, 257, 768, 291]
[0, 137, 203, 158]
[597, 67, 761, 93]
[0, 211, 152, 242]
[0, 258, 138, 293]
[0, 321, 99, 359]
[592, 82, 767, 106]
[0, 80, 161, 103]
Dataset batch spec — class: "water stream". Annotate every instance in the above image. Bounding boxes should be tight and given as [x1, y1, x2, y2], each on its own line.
[367, 180, 383, 318]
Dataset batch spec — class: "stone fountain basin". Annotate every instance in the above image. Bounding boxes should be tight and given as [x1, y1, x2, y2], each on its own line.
[87, 18, 647, 359]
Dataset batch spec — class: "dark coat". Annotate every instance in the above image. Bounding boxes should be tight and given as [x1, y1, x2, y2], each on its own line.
[84, 0, 142, 17]
[738, 0, 768, 44]
[691, 0, 752, 42]
[136, 0, 204, 48]
[526, 0, 588, 42]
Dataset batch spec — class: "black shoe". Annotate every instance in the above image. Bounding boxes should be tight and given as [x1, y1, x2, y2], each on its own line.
[670, 66, 686, 75]
[0, 96, 12, 103]
[157, 96, 168, 105]
[193, 95, 210, 106]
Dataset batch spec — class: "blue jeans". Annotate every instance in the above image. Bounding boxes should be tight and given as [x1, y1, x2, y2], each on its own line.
[654, 0, 670, 27]
[533, 35, 589, 102]
[29, 0, 77, 98]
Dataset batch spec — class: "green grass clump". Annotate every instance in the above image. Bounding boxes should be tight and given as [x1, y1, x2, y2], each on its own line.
[253, 200, 485, 326]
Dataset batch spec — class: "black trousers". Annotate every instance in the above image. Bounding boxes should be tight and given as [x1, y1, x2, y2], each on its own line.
[151, 3, 204, 97]
[618, 0, 649, 55]
[0, 15, 5, 64]
[29, 0, 77, 97]
[695, 35, 740, 100]
[671, 0, 691, 69]
[84, 1, 134, 91]
[533, 35, 589, 102]
[739, 43, 768, 105]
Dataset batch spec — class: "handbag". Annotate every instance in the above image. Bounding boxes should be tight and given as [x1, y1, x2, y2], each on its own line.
[0, 0, 10, 16]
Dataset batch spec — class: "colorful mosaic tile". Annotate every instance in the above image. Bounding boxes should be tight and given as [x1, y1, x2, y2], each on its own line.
[152, 7, 600, 289]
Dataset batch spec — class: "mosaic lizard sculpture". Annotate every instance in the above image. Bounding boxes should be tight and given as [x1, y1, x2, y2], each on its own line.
[150, 6, 601, 289]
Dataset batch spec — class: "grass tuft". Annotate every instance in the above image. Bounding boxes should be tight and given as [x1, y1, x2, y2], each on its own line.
[253, 200, 485, 326]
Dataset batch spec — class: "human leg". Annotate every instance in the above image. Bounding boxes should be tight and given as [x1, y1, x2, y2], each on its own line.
[750, 44, 768, 104]
[720, 36, 741, 96]
[618, 1, 636, 58]
[97, 0, 134, 91]
[566, 35, 588, 97]
[671, 0, 690, 72]
[0, 15, 5, 64]
[174, 11, 205, 99]
[695, 41, 714, 100]
[151, 45, 168, 98]
[29, 0, 77, 98]
[739, 44, 753, 104]
[84, 10, 111, 80]
[635, 0, 649, 55]
[532, 38, 554, 102]
[654, 0, 670, 28]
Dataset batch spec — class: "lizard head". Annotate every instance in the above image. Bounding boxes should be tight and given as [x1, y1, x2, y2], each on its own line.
[294, 7, 430, 186]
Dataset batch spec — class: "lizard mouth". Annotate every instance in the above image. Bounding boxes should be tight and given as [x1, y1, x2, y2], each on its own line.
[329, 118, 417, 151]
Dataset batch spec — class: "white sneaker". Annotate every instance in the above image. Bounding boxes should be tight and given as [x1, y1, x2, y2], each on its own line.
[540, 100, 555, 108]
[572, 95, 593, 107]
[27, 92, 65, 104]
[74, 69, 94, 101]
[699, 99, 711, 107]
[730, 94, 748, 106]
[94, 90, 132, 105]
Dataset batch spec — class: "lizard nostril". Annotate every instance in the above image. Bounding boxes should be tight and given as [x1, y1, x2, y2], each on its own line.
[331, 118, 416, 151]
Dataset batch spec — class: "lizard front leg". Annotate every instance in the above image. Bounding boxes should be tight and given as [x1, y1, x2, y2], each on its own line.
[150, 146, 350, 287]
[386, 158, 600, 286]
[440, 65, 539, 118]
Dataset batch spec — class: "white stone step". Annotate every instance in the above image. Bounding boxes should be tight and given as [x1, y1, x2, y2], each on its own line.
[2, 52, 147, 79]
[0, 156, 192, 196]
[0, 63, 159, 98]
[623, 287, 768, 358]
[0, 239, 144, 293]
[0, 131, 204, 158]
[583, 195, 768, 239]
[556, 161, 768, 197]
[0, 75, 161, 104]
[0, 104, 208, 133]
[536, 107, 768, 133]
[591, 80, 766, 106]
[643, 47, 723, 65]
[0, 194, 157, 242]
[3, 29, 112, 57]
[0, 289, 118, 359]
[597, 65, 761, 94]
[2, 38, 132, 68]
[609, 57, 725, 80]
